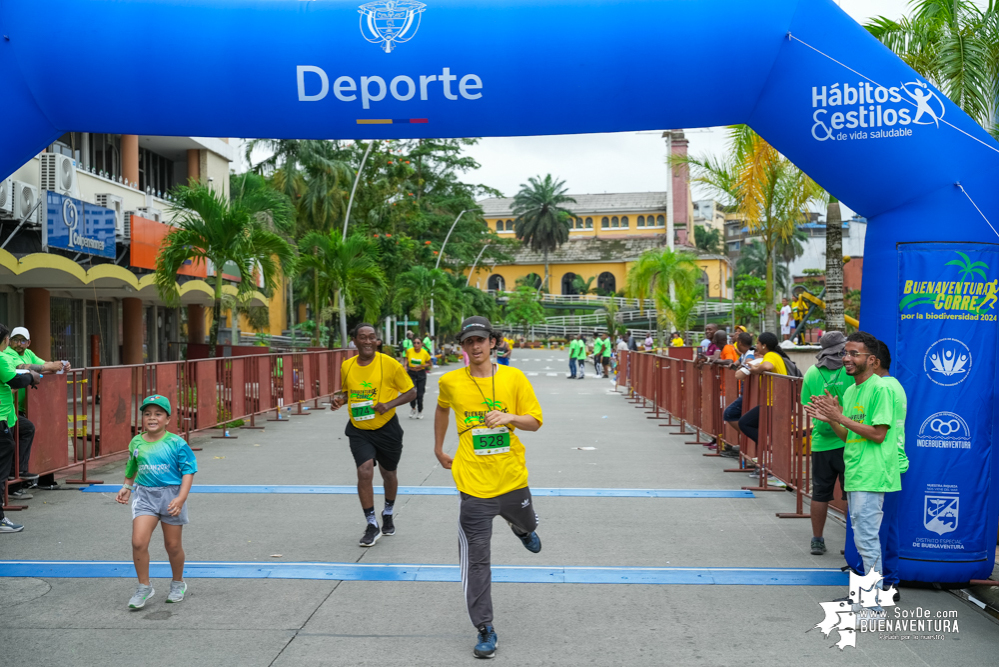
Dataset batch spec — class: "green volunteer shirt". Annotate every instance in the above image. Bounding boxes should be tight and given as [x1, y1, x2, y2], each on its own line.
[573, 341, 587, 360]
[881, 375, 910, 475]
[595, 338, 610, 357]
[841, 374, 900, 493]
[4, 347, 45, 413]
[0, 351, 19, 426]
[401, 339, 414, 350]
[801, 365, 848, 452]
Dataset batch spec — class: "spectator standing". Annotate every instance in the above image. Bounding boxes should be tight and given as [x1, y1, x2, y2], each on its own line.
[670, 332, 684, 347]
[779, 298, 793, 340]
[643, 334, 653, 351]
[800, 331, 848, 556]
[805, 332, 900, 599]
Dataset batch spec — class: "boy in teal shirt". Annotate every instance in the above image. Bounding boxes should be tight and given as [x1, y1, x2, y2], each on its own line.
[806, 332, 900, 595]
[116, 395, 197, 609]
[800, 331, 849, 556]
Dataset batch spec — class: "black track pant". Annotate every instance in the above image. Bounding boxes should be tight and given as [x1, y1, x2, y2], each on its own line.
[458, 487, 539, 628]
[408, 371, 427, 412]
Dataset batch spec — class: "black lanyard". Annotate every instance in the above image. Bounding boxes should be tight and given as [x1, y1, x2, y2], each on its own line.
[459, 364, 511, 436]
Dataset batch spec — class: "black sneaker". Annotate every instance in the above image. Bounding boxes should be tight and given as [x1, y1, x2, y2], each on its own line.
[18, 472, 39, 481]
[10, 489, 32, 500]
[359, 523, 381, 547]
[893, 590, 901, 603]
[810, 538, 827, 555]
[719, 447, 740, 459]
[381, 512, 395, 536]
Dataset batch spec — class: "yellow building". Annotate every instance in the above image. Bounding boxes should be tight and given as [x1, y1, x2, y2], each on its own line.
[468, 192, 732, 299]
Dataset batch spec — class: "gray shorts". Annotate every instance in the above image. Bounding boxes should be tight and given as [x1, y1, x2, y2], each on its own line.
[132, 485, 189, 525]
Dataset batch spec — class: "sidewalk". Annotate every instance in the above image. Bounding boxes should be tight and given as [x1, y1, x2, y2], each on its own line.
[1, 354, 995, 666]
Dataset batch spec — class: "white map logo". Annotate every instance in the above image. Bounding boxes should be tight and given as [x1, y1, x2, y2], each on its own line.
[925, 494, 959, 536]
[811, 570, 896, 650]
[923, 338, 971, 387]
[359, 1, 426, 53]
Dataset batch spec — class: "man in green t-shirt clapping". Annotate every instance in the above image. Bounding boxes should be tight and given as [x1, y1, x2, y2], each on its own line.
[800, 331, 848, 556]
[806, 332, 901, 595]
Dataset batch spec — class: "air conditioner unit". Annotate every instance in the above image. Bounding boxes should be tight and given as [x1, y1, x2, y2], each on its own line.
[137, 206, 161, 223]
[39, 153, 79, 197]
[11, 181, 40, 226]
[95, 193, 125, 238]
[122, 211, 138, 241]
[0, 179, 13, 218]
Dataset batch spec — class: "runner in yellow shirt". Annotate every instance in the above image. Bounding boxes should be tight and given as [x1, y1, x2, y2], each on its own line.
[435, 316, 544, 659]
[331, 323, 416, 547]
[404, 338, 433, 419]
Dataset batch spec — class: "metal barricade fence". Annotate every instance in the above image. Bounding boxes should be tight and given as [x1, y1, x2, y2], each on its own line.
[623, 351, 827, 520]
[2, 349, 355, 510]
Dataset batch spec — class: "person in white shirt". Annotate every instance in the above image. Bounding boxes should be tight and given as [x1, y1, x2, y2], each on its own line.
[779, 298, 793, 340]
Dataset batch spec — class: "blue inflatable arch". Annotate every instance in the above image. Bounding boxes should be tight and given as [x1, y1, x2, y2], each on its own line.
[3, 0, 998, 583]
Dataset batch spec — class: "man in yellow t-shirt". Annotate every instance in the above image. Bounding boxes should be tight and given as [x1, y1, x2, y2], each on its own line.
[404, 338, 433, 419]
[331, 323, 416, 547]
[435, 316, 544, 659]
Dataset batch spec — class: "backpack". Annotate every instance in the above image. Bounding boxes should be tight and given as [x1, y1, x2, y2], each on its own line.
[782, 356, 803, 378]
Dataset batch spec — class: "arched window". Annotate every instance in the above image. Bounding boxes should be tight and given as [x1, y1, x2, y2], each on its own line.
[496, 221, 503, 232]
[597, 271, 616, 294]
[506, 219, 514, 231]
[601, 217, 609, 228]
[586, 217, 593, 228]
[637, 215, 645, 227]
[611, 216, 619, 228]
[621, 216, 629, 228]
[521, 272, 543, 289]
[487, 274, 506, 292]
[574, 218, 582, 229]
[561, 272, 578, 295]
[657, 215, 665, 226]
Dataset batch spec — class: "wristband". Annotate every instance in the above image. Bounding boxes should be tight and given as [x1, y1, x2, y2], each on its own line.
[122, 484, 135, 491]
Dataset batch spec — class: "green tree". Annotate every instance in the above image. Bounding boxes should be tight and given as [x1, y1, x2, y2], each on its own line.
[626, 247, 699, 341]
[737, 241, 790, 293]
[661, 274, 704, 337]
[693, 225, 724, 254]
[867, 1, 999, 137]
[734, 275, 767, 328]
[297, 232, 386, 346]
[156, 176, 295, 356]
[512, 175, 576, 293]
[394, 266, 458, 336]
[572, 275, 598, 295]
[503, 285, 546, 333]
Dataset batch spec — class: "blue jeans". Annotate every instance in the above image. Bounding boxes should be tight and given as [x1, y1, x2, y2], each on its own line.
[569, 358, 577, 377]
[845, 489, 900, 587]
[848, 490, 885, 579]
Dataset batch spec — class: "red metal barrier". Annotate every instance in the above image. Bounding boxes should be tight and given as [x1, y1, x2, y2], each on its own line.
[3, 349, 354, 509]
[622, 351, 831, 521]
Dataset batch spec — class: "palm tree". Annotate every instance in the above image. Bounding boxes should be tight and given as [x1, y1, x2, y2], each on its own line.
[737, 241, 791, 293]
[395, 266, 458, 336]
[867, 1, 999, 138]
[512, 175, 576, 293]
[694, 225, 724, 255]
[156, 178, 295, 356]
[626, 247, 699, 341]
[572, 275, 598, 295]
[297, 232, 386, 346]
[673, 126, 822, 330]
[824, 196, 845, 331]
[662, 274, 704, 337]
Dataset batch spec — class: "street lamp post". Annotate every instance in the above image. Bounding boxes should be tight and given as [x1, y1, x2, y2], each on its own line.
[429, 209, 467, 338]
[466, 242, 491, 287]
[338, 141, 374, 347]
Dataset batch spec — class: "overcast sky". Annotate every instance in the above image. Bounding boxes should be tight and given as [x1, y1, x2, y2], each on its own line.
[235, 1, 965, 218]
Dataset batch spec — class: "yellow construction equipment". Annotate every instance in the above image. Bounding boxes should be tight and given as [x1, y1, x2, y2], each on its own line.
[794, 287, 859, 328]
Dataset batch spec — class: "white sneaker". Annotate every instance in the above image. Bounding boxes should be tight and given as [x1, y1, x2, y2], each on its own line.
[409, 408, 416, 419]
[128, 584, 155, 609]
[166, 580, 188, 603]
[417, 412, 424, 419]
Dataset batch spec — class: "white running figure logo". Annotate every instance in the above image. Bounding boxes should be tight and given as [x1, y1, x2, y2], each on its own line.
[902, 81, 944, 127]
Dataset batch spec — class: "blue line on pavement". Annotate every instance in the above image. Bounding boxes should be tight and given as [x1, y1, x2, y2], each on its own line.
[78, 485, 754, 498]
[0, 561, 846, 585]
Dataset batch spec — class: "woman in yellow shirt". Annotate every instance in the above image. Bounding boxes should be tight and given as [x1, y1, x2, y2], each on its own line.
[736, 331, 789, 446]
[404, 338, 433, 419]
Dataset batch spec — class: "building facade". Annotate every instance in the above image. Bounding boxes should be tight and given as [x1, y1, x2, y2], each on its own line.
[0, 133, 273, 368]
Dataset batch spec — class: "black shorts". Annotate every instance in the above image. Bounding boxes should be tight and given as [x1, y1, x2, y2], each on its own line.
[346, 414, 404, 471]
[601, 356, 611, 364]
[811, 447, 845, 502]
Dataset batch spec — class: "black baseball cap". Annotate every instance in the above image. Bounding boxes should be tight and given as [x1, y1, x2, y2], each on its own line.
[459, 316, 493, 342]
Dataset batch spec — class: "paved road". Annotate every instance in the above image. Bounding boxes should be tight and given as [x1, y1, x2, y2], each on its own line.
[1, 352, 995, 666]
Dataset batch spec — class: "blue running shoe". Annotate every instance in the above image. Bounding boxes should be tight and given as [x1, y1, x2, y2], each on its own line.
[518, 531, 542, 553]
[474, 625, 498, 658]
